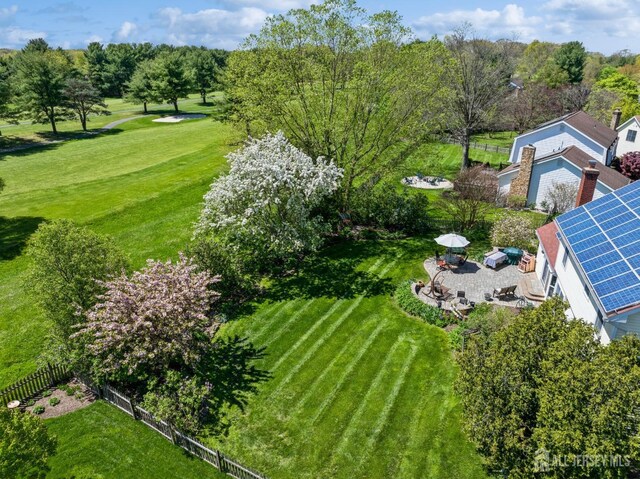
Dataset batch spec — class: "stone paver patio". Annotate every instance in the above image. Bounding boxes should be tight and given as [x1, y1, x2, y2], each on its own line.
[420, 258, 543, 311]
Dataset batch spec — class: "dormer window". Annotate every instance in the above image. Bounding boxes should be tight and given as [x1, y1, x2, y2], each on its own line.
[627, 129, 637, 142]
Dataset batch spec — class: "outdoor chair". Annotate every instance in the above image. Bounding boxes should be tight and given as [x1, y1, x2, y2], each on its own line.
[493, 285, 518, 300]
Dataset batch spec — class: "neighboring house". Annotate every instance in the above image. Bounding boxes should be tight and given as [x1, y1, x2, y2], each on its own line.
[535, 180, 640, 344]
[616, 114, 640, 157]
[508, 77, 524, 97]
[508, 111, 618, 166]
[497, 144, 630, 207]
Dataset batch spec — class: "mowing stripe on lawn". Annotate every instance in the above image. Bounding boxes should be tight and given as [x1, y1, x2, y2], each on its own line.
[292, 319, 387, 414]
[247, 300, 297, 341]
[310, 332, 404, 426]
[268, 300, 347, 373]
[250, 300, 311, 345]
[270, 259, 397, 385]
[256, 299, 316, 349]
[353, 343, 419, 471]
[267, 257, 388, 373]
[332, 336, 409, 455]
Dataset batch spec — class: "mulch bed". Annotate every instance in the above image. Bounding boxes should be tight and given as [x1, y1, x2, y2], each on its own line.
[23, 379, 94, 419]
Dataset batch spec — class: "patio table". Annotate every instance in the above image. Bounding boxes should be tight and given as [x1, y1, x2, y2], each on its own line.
[503, 247, 523, 265]
[484, 251, 507, 269]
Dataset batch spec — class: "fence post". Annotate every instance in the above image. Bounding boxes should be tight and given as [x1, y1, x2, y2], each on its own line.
[127, 396, 137, 419]
[47, 363, 55, 387]
[216, 450, 225, 472]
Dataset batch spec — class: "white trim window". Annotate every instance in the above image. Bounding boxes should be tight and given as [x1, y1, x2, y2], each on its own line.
[627, 129, 637, 143]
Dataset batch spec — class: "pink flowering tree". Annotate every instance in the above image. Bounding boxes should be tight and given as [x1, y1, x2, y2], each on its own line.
[620, 151, 640, 181]
[75, 255, 219, 383]
[74, 255, 266, 434]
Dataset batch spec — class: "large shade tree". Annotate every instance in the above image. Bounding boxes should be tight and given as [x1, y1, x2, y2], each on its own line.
[457, 297, 640, 477]
[63, 77, 109, 131]
[150, 51, 192, 113]
[0, 409, 57, 479]
[445, 26, 516, 169]
[12, 38, 74, 134]
[225, 0, 450, 209]
[125, 60, 157, 113]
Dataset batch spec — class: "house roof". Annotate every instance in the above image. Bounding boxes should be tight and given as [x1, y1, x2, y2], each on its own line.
[555, 180, 640, 316]
[497, 146, 631, 190]
[531, 111, 618, 149]
[616, 115, 640, 132]
[536, 222, 559, 270]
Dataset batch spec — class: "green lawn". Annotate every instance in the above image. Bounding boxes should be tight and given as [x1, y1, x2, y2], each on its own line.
[1, 97, 490, 478]
[0, 93, 221, 145]
[0, 104, 235, 388]
[208, 238, 487, 479]
[45, 401, 226, 479]
[471, 131, 517, 149]
[396, 142, 509, 181]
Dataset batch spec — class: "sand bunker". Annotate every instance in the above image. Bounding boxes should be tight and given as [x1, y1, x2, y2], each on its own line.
[152, 114, 207, 123]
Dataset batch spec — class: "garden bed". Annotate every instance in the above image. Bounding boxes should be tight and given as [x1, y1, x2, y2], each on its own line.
[24, 379, 94, 419]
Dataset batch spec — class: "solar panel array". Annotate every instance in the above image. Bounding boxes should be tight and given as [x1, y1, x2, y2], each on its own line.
[556, 181, 640, 313]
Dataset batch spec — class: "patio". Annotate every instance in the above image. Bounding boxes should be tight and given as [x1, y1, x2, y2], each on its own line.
[419, 257, 544, 313]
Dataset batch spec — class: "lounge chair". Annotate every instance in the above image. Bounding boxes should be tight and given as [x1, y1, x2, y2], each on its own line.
[493, 285, 517, 300]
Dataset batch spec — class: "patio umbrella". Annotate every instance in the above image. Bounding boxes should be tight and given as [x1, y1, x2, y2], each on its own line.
[434, 233, 470, 248]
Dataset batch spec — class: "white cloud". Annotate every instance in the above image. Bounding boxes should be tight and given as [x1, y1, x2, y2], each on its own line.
[156, 7, 269, 49]
[114, 21, 138, 41]
[0, 26, 46, 46]
[413, 4, 542, 41]
[84, 34, 103, 44]
[0, 5, 18, 26]
[225, 0, 313, 9]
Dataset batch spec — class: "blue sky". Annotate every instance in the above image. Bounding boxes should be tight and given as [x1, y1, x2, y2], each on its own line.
[2, 1, 638, 54]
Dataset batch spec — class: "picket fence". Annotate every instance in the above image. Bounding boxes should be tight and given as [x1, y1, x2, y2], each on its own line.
[0, 369, 267, 479]
[89, 381, 268, 479]
[0, 364, 71, 405]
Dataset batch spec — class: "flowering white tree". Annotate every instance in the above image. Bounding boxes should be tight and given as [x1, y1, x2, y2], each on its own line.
[197, 131, 342, 271]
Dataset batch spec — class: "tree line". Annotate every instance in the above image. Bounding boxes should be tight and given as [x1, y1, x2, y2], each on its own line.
[0, 39, 228, 134]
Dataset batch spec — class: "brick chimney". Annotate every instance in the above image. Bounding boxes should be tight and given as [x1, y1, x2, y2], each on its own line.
[510, 145, 536, 203]
[576, 159, 600, 207]
[610, 108, 622, 130]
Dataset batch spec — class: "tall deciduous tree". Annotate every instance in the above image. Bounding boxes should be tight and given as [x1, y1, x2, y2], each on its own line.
[197, 131, 342, 272]
[150, 51, 192, 113]
[225, 0, 450, 209]
[457, 297, 640, 477]
[26, 220, 128, 358]
[125, 60, 157, 113]
[445, 26, 516, 169]
[13, 38, 73, 134]
[189, 48, 218, 104]
[63, 77, 109, 131]
[0, 408, 57, 479]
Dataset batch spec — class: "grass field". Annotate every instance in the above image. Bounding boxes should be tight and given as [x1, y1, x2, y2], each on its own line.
[1, 96, 491, 478]
[208, 238, 487, 479]
[0, 101, 235, 388]
[46, 401, 226, 479]
[0, 93, 221, 145]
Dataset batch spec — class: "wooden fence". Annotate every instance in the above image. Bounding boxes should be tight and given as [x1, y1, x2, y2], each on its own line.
[83, 380, 268, 479]
[443, 137, 512, 155]
[0, 364, 70, 405]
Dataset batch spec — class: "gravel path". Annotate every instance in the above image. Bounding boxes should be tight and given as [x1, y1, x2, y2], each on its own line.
[0, 114, 147, 155]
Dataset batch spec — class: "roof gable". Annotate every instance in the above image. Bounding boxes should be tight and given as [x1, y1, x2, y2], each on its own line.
[497, 146, 630, 190]
[527, 111, 618, 149]
[616, 115, 640, 132]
